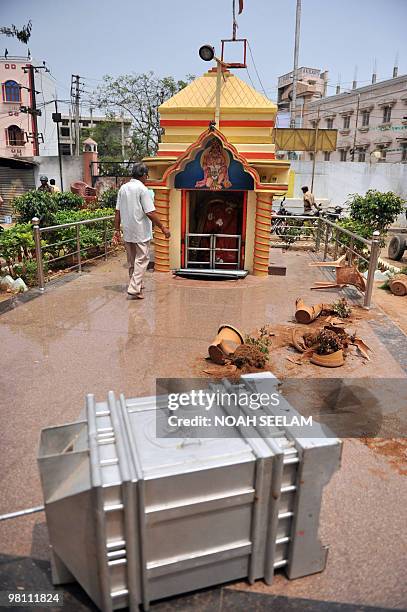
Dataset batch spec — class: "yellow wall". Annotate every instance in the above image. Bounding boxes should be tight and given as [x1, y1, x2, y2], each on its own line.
[244, 191, 257, 272]
[168, 189, 182, 269]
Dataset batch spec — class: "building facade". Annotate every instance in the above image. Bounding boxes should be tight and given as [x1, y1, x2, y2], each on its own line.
[302, 74, 407, 163]
[58, 114, 132, 155]
[0, 55, 57, 159]
[277, 67, 329, 126]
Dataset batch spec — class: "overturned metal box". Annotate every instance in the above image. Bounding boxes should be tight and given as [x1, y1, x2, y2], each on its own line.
[38, 373, 341, 611]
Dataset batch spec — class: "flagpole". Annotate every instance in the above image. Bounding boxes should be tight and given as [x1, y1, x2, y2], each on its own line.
[232, 0, 237, 40]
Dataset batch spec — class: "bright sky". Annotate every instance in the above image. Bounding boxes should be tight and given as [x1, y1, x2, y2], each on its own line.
[2, 0, 407, 115]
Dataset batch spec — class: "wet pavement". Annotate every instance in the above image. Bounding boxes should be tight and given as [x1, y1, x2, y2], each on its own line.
[0, 249, 406, 610]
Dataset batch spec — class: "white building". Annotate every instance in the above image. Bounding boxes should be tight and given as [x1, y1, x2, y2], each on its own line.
[303, 73, 407, 163]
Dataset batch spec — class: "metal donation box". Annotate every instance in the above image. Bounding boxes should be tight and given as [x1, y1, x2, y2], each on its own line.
[38, 373, 341, 611]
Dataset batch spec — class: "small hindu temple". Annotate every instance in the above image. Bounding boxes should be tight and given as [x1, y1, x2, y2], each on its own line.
[145, 66, 291, 276]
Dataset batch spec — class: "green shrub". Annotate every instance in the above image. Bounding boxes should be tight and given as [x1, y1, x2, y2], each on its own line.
[0, 223, 47, 276]
[12, 190, 57, 225]
[13, 259, 49, 287]
[52, 191, 84, 211]
[98, 188, 118, 209]
[346, 190, 405, 234]
[43, 208, 115, 263]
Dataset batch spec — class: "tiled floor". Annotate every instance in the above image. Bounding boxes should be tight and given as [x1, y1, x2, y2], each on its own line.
[0, 250, 406, 610]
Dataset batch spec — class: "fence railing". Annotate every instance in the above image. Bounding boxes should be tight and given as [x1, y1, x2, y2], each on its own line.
[270, 214, 381, 308]
[32, 214, 115, 291]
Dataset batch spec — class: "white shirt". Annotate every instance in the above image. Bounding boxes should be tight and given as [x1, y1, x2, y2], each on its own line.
[116, 179, 155, 243]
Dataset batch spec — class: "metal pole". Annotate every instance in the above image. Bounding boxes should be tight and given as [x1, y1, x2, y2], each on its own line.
[323, 222, 330, 260]
[0, 505, 44, 522]
[310, 105, 320, 193]
[104, 219, 108, 261]
[32, 217, 45, 291]
[290, 0, 301, 128]
[315, 216, 322, 251]
[121, 113, 125, 159]
[54, 99, 64, 191]
[351, 93, 360, 162]
[364, 231, 380, 308]
[76, 224, 82, 273]
[215, 59, 222, 129]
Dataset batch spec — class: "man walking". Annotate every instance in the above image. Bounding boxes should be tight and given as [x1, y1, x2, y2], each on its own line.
[114, 163, 170, 299]
[301, 185, 318, 215]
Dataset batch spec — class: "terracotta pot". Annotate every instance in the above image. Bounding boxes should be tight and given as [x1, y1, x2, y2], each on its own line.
[336, 266, 366, 292]
[208, 324, 244, 364]
[295, 298, 325, 324]
[389, 274, 407, 296]
[310, 349, 344, 368]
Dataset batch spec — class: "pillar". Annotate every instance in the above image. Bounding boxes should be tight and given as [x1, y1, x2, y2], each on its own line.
[153, 188, 170, 272]
[253, 192, 272, 276]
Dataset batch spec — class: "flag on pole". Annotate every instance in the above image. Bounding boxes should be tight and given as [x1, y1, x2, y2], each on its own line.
[238, 0, 244, 14]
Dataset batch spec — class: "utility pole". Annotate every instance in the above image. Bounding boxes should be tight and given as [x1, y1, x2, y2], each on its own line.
[53, 100, 64, 191]
[68, 108, 73, 155]
[310, 105, 320, 193]
[351, 93, 360, 162]
[71, 74, 81, 156]
[21, 65, 48, 155]
[290, 0, 301, 128]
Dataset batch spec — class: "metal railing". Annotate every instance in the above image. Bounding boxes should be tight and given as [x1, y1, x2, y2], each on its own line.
[32, 214, 115, 291]
[270, 214, 381, 308]
[185, 233, 241, 269]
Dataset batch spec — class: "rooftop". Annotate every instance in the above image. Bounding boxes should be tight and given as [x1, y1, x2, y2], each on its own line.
[160, 68, 277, 115]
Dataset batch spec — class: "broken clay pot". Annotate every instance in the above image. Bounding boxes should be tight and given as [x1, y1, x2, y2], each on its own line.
[389, 274, 407, 296]
[208, 324, 244, 365]
[310, 350, 345, 368]
[295, 298, 327, 324]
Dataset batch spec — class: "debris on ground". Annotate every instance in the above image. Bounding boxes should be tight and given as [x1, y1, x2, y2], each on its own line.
[295, 297, 353, 324]
[291, 324, 371, 367]
[204, 324, 273, 375]
[362, 438, 407, 476]
[310, 261, 366, 292]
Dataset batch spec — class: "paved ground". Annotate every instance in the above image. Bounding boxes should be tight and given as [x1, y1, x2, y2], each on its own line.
[0, 249, 406, 611]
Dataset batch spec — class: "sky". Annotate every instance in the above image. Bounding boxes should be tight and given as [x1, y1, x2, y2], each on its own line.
[2, 0, 407, 116]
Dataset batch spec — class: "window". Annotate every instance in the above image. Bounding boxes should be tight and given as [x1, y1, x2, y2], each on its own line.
[3, 80, 21, 103]
[324, 151, 331, 161]
[343, 115, 350, 129]
[62, 119, 69, 126]
[378, 147, 387, 162]
[383, 106, 391, 123]
[402, 143, 407, 162]
[361, 110, 370, 127]
[326, 118, 333, 129]
[60, 127, 70, 137]
[340, 149, 347, 162]
[309, 152, 314, 160]
[60, 144, 71, 155]
[357, 149, 366, 162]
[81, 120, 89, 127]
[6, 125, 25, 146]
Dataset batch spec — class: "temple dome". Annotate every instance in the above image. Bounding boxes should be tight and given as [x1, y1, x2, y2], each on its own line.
[159, 69, 277, 115]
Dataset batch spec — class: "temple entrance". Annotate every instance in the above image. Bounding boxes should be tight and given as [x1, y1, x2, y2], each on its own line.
[184, 190, 246, 270]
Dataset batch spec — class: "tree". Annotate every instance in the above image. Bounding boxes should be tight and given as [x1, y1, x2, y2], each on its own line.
[91, 72, 194, 159]
[346, 190, 405, 234]
[0, 21, 32, 43]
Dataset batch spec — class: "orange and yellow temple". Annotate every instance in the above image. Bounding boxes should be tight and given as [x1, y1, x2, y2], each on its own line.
[145, 67, 291, 275]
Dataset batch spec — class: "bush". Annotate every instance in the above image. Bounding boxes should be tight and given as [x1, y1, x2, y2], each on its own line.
[52, 191, 84, 211]
[346, 190, 405, 234]
[43, 208, 115, 262]
[98, 188, 118, 209]
[12, 190, 57, 225]
[0, 223, 47, 276]
[13, 259, 49, 287]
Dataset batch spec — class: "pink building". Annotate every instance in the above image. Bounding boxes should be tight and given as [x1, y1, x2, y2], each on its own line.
[0, 55, 57, 159]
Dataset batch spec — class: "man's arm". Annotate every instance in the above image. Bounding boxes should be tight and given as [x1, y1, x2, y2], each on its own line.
[146, 211, 171, 238]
